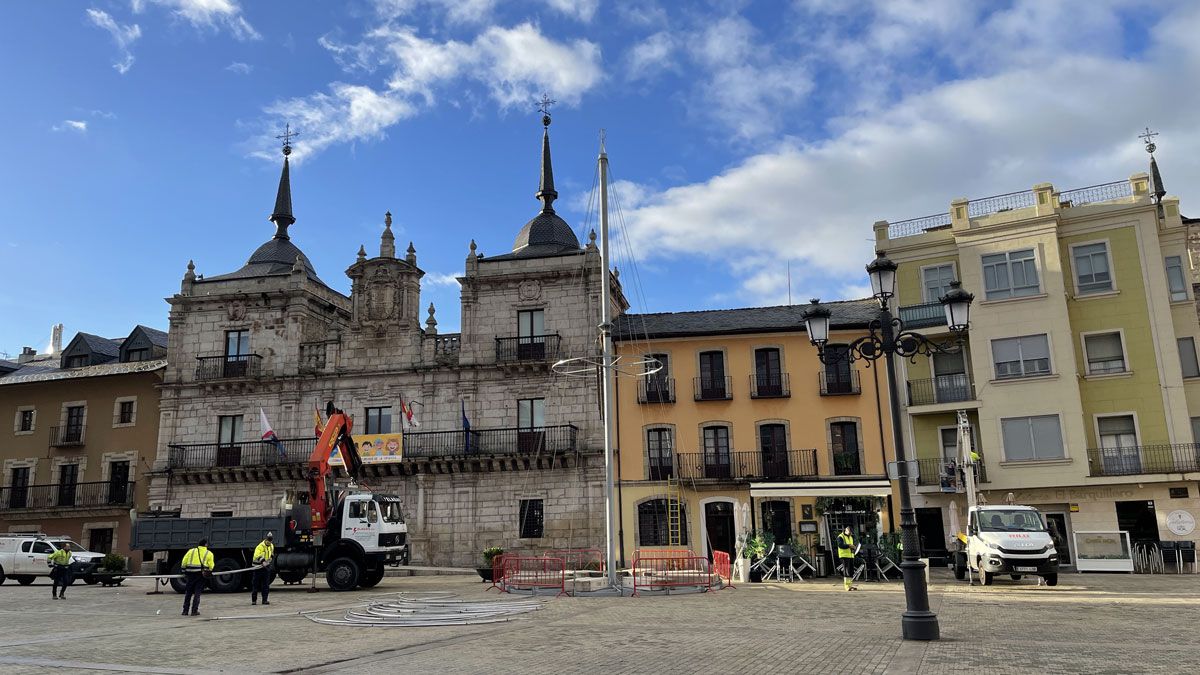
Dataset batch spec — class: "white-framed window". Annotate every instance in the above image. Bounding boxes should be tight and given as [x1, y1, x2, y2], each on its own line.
[1082, 331, 1127, 374]
[1001, 415, 1064, 461]
[112, 396, 137, 428]
[1179, 337, 1200, 378]
[1165, 256, 1189, 302]
[1097, 415, 1137, 448]
[13, 406, 36, 435]
[982, 249, 1040, 300]
[922, 263, 957, 302]
[992, 334, 1051, 379]
[1071, 241, 1113, 295]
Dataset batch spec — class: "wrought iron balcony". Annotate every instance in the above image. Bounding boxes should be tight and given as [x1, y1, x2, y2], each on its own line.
[1086, 444, 1200, 477]
[819, 370, 860, 396]
[637, 378, 676, 404]
[750, 373, 790, 398]
[693, 376, 732, 401]
[906, 374, 975, 406]
[167, 438, 318, 469]
[0, 480, 136, 511]
[495, 334, 561, 364]
[49, 425, 86, 448]
[915, 457, 988, 487]
[673, 449, 818, 481]
[897, 302, 947, 329]
[196, 354, 262, 381]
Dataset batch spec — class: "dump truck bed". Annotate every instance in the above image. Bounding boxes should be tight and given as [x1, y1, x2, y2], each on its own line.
[133, 516, 286, 551]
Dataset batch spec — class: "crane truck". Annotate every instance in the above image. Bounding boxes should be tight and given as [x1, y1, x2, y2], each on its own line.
[950, 411, 1060, 586]
[133, 402, 409, 592]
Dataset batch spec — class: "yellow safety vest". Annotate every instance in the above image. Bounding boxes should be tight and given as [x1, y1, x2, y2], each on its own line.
[253, 541, 274, 565]
[48, 549, 72, 567]
[837, 533, 856, 558]
[182, 546, 214, 571]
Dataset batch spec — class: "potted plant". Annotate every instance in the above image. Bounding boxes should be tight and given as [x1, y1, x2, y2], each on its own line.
[97, 553, 128, 587]
[478, 546, 505, 582]
[743, 531, 773, 582]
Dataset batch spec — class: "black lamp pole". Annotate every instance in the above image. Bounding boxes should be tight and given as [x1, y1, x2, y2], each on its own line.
[802, 252, 974, 642]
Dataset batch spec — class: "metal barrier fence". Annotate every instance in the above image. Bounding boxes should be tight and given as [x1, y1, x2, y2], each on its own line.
[630, 555, 716, 596]
[635, 548, 695, 562]
[712, 550, 735, 589]
[487, 553, 511, 592]
[501, 556, 568, 597]
[542, 548, 604, 572]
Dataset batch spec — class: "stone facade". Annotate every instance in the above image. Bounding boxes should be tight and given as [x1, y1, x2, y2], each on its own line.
[149, 125, 625, 567]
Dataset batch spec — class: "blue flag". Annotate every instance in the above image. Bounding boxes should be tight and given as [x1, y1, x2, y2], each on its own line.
[462, 400, 472, 453]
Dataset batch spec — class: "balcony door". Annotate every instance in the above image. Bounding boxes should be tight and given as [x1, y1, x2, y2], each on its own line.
[216, 415, 244, 467]
[754, 348, 782, 396]
[518, 398, 546, 453]
[57, 463, 79, 507]
[517, 310, 546, 360]
[702, 426, 731, 479]
[823, 345, 853, 394]
[932, 351, 969, 403]
[759, 424, 789, 478]
[8, 467, 29, 509]
[64, 406, 85, 443]
[645, 353, 670, 402]
[1098, 416, 1140, 474]
[831, 421, 862, 475]
[699, 351, 726, 399]
[647, 428, 673, 480]
[224, 330, 250, 377]
[108, 461, 130, 504]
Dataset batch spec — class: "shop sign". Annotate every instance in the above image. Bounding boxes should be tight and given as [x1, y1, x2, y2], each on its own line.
[1069, 503, 1079, 513]
[329, 433, 404, 464]
[1166, 510, 1196, 536]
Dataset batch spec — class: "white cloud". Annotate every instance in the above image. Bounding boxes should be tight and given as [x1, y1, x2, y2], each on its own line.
[90, 109, 117, 119]
[264, 22, 601, 160]
[540, 0, 598, 22]
[626, 31, 676, 81]
[85, 9, 141, 74]
[135, 0, 260, 40]
[371, 0, 597, 23]
[52, 120, 88, 133]
[618, 2, 1200, 306]
[424, 272, 462, 287]
[225, 61, 252, 74]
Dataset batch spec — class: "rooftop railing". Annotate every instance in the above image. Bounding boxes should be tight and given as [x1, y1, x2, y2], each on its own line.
[1058, 180, 1132, 208]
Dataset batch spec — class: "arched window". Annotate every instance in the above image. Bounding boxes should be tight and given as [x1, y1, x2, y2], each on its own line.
[637, 498, 688, 546]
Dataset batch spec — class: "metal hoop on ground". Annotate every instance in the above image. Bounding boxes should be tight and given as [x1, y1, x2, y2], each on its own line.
[551, 355, 664, 379]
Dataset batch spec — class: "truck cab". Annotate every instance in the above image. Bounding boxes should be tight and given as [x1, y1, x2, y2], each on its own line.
[958, 506, 1059, 586]
[333, 492, 408, 563]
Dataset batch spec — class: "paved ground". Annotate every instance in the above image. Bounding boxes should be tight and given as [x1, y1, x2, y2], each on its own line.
[0, 569, 1197, 674]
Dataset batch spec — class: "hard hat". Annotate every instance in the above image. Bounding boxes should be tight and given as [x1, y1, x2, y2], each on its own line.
[266, 532, 274, 539]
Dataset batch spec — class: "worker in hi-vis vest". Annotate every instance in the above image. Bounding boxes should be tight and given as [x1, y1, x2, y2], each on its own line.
[47, 542, 73, 600]
[836, 526, 859, 591]
[250, 532, 275, 606]
[181, 538, 215, 616]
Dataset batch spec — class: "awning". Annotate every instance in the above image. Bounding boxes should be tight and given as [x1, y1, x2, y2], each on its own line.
[749, 479, 892, 499]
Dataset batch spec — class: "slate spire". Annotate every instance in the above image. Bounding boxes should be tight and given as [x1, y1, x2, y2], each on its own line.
[535, 111, 558, 215]
[270, 125, 297, 239]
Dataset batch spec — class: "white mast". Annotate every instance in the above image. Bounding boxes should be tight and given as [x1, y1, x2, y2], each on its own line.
[599, 134, 618, 586]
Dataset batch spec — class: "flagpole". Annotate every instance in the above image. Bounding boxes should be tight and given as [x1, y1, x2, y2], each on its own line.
[598, 134, 618, 588]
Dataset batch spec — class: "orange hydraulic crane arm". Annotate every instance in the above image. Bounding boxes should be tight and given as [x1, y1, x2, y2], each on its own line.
[307, 403, 365, 531]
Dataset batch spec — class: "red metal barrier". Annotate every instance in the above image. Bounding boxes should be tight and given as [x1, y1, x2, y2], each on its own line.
[634, 548, 695, 563]
[502, 556, 568, 598]
[630, 555, 716, 596]
[712, 551, 735, 589]
[543, 548, 604, 572]
[486, 553, 510, 592]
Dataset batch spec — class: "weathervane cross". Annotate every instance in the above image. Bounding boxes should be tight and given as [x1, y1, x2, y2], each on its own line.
[537, 93, 556, 126]
[276, 123, 298, 156]
[1139, 126, 1158, 154]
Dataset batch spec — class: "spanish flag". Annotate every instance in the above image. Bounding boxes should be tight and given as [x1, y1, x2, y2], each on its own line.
[313, 404, 324, 437]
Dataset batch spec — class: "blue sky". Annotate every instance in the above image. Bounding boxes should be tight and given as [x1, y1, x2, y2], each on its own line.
[1, 0, 1198, 354]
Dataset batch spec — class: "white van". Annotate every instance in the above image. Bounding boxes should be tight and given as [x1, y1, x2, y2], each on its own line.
[0, 534, 106, 585]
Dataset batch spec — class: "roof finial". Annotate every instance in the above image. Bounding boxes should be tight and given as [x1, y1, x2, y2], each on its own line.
[425, 302, 438, 334]
[534, 94, 558, 215]
[1139, 126, 1159, 155]
[469, 239, 477, 253]
[184, 260, 196, 282]
[357, 244, 367, 263]
[380, 211, 396, 258]
[269, 123, 297, 240]
[406, 241, 417, 265]
[1141, 127, 1166, 203]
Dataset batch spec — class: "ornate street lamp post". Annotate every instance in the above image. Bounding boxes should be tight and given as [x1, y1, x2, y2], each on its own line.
[802, 251, 974, 641]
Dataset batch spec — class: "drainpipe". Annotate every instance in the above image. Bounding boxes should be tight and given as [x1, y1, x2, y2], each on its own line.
[873, 363, 896, 532]
[615, 374, 626, 567]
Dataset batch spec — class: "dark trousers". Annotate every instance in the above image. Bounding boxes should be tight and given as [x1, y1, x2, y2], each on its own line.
[839, 557, 856, 578]
[50, 565, 73, 597]
[251, 568, 271, 603]
[183, 572, 205, 613]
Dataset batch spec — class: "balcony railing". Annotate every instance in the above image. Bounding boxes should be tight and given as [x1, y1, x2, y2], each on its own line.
[750, 373, 790, 398]
[0, 480, 136, 511]
[196, 354, 263, 381]
[916, 458, 988, 487]
[495, 334, 561, 364]
[1058, 180, 1132, 208]
[167, 426, 581, 469]
[968, 189, 1036, 217]
[49, 425, 86, 448]
[1086, 444, 1200, 477]
[674, 449, 818, 481]
[907, 374, 975, 406]
[637, 378, 676, 404]
[819, 370, 860, 396]
[887, 213, 952, 239]
[693, 376, 732, 401]
[898, 302, 947, 330]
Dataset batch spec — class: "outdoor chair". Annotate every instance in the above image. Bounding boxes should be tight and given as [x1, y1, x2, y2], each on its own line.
[1158, 541, 1179, 573]
[777, 545, 807, 582]
[750, 544, 779, 581]
[1177, 541, 1196, 573]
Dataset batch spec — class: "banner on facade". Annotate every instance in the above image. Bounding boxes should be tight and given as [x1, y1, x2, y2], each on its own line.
[328, 433, 404, 464]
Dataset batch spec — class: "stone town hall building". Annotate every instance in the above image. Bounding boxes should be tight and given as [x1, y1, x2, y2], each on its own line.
[148, 119, 623, 566]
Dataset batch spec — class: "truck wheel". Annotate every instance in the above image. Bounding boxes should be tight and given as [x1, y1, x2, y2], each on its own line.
[359, 567, 385, 588]
[278, 570, 307, 585]
[0, 565, 6, 585]
[208, 557, 244, 593]
[1010, 574, 1023, 581]
[326, 557, 360, 591]
[981, 570, 994, 586]
[952, 553, 966, 580]
[16, 575, 36, 585]
[83, 575, 99, 585]
[169, 562, 187, 594]
[1044, 574, 1058, 587]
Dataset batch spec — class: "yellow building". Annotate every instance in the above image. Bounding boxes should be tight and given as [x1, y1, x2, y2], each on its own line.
[877, 159, 1200, 568]
[613, 301, 896, 571]
[0, 326, 165, 559]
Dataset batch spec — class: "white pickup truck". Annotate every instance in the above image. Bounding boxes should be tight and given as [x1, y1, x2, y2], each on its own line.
[0, 534, 106, 585]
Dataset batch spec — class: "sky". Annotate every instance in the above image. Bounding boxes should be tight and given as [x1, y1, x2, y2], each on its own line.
[2, 0, 1199, 355]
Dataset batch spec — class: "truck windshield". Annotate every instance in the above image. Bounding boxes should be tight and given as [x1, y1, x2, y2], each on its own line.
[978, 510, 1047, 533]
[378, 501, 404, 523]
